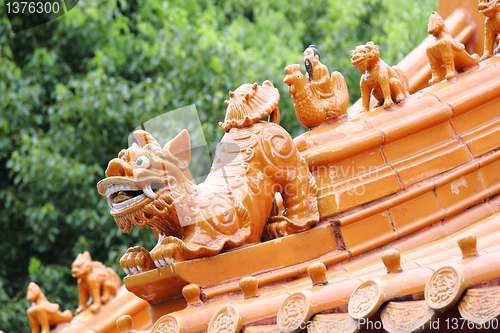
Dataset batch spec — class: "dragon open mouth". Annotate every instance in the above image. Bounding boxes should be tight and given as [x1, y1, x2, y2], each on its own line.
[98, 177, 164, 216]
[106, 184, 147, 211]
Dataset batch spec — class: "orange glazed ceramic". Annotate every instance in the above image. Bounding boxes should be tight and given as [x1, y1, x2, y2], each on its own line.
[72, 251, 121, 314]
[283, 45, 349, 128]
[478, 0, 500, 60]
[97, 81, 319, 273]
[69, 2, 500, 332]
[426, 11, 479, 85]
[26, 282, 72, 333]
[351, 41, 409, 112]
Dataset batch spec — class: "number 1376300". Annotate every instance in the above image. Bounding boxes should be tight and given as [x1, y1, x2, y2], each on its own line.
[6, 1, 60, 14]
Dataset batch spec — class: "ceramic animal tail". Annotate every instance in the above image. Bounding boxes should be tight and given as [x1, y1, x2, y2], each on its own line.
[351, 42, 409, 112]
[426, 11, 480, 85]
[26, 282, 72, 333]
[284, 64, 349, 129]
[478, 0, 500, 60]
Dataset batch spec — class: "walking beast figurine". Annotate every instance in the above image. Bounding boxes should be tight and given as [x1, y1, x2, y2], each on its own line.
[71, 251, 121, 314]
[26, 282, 72, 333]
[351, 41, 409, 112]
[478, 0, 500, 60]
[98, 81, 319, 275]
[426, 11, 479, 85]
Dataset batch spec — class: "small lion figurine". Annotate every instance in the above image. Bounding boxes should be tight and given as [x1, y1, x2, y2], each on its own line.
[71, 251, 121, 314]
[351, 41, 409, 112]
[426, 11, 480, 85]
[26, 282, 72, 333]
[479, 0, 500, 60]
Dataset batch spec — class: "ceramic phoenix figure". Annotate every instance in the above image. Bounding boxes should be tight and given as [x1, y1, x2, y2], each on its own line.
[26, 282, 72, 333]
[98, 81, 319, 275]
[351, 41, 409, 112]
[426, 11, 480, 85]
[478, 0, 500, 60]
[284, 45, 349, 129]
[72, 251, 121, 314]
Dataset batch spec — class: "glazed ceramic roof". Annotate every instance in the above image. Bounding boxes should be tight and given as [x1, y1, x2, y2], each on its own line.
[142, 11, 500, 332]
[136, 53, 500, 333]
[50, 7, 500, 333]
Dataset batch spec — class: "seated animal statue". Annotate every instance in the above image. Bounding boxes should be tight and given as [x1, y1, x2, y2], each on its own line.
[351, 41, 409, 112]
[26, 282, 72, 333]
[479, 0, 500, 60]
[71, 251, 121, 314]
[426, 11, 480, 85]
[97, 81, 319, 274]
[284, 45, 349, 128]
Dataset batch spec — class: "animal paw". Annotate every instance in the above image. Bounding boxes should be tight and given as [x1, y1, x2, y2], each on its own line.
[150, 238, 180, 268]
[89, 303, 101, 313]
[445, 72, 456, 80]
[75, 305, 86, 315]
[120, 246, 156, 275]
[481, 53, 492, 61]
[428, 76, 440, 85]
[266, 216, 299, 238]
[383, 100, 393, 109]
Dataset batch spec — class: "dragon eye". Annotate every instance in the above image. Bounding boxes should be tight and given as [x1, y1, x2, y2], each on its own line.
[136, 156, 151, 169]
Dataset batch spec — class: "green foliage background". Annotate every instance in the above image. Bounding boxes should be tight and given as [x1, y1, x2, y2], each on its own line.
[0, 0, 436, 330]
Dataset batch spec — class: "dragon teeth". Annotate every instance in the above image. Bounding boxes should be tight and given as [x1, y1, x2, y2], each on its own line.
[105, 183, 141, 198]
[142, 184, 155, 199]
[112, 194, 146, 211]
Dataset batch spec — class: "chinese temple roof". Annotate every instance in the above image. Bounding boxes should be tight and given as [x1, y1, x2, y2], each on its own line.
[48, 3, 500, 333]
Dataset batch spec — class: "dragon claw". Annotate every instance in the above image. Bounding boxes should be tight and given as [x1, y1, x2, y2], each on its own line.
[151, 241, 180, 268]
[120, 246, 155, 275]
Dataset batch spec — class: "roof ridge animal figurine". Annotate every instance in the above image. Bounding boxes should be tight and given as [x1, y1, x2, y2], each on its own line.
[478, 0, 500, 60]
[26, 282, 72, 333]
[351, 41, 409, 112]
[97, 81, 319, 274]
[284, 45, 349, 129]
[426, 11, 480, 85]
[71, 251, 121, 314]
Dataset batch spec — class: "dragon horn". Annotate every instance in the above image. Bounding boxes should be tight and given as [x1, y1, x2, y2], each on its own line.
[133, 130, 161, 148]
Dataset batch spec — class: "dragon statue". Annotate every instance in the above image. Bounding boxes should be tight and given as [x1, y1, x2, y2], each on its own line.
[478, 0, 500, 60]
[426, 11, 479, 85]
[283, 64, 349, 129]
[351, 41, 409, 112]
[97, 81, 319, 274]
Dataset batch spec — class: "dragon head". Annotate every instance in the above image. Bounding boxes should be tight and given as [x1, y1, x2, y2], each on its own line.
[478, 0, 500, 17]
[351, 41, 380, 74]
[283, 64, 306, 95]
[97, 130, 192, 234]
